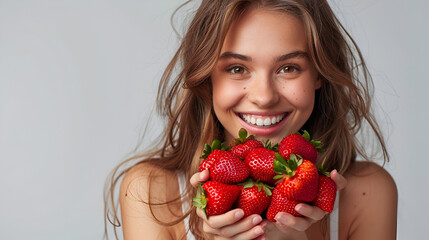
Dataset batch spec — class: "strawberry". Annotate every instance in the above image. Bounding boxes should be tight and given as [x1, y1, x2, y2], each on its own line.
[193, 181, 241, 216]
[312, 170, 337, 213]
[209, 150, 250, 184]
[266, 188, 302, 221]
[244, 141, 278, 185]
[234, 179, 272, 217]
[231, 128, 264, 159]
[273, 153, 318, 202]
[199, 139, 223, 172]
[278, 130, 323, 163]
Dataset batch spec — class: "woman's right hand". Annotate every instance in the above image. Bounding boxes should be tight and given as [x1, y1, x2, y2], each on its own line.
[190, 170, 265, 240]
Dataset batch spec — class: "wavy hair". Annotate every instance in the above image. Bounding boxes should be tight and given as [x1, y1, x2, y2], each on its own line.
[104, 0, 388, 239]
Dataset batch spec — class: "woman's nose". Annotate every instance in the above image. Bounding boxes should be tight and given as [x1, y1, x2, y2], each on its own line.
[246, 73, 280, 108]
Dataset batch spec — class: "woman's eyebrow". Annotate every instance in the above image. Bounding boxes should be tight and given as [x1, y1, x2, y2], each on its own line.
[276, 51, 309, 62]
[218, 51, 309, 62]
[218, 52, 252, 61]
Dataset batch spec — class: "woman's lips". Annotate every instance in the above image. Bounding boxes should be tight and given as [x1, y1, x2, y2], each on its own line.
[240, 113, 286, 127]
[237, 112, 290, 136]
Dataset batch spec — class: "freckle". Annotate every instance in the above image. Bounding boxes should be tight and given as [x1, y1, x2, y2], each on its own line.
[243, 87, 246, 90]
[362, 192, 366, 196]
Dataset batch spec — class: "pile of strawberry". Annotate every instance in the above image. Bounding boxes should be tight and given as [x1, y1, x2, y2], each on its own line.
[193, 129, 337, 221]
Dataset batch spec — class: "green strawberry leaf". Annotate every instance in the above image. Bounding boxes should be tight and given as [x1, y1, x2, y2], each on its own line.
[273, 175, 283, 180]
[275, 153, 288, 166]
[288, 154, 298, 171]
[263, 185, 272, 196]
[271, 143, 279, 152]
[192, 185, 208, 217]
[211, 139, 221, 151]
[317, 158, 331, 177]
[201, 143, 211, 159]
[238, 128, 247, 140]
[265, 140, 272, 149]
[273, 154, 287, 174]
[301, 129, 311, 141]
[220, 142, 231, 151]
[238, 178, 255, 189]
[264, 140, 279, 151]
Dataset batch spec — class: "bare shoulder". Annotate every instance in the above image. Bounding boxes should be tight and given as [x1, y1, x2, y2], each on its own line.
[339, 161, 398, 240]
[119, 161, 185, 240]
[343, 161, 397, 202]
[120, 161, 179, 202]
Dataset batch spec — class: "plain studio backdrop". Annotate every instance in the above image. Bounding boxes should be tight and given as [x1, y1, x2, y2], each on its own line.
[0, 0, 427, 239]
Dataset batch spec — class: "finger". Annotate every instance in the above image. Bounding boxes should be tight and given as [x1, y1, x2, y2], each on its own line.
[274, 212, 312, 232]
[196, 208, 208, 221]
[330, 169, 347, 190]
[196, 208, 246, 230]
[190, 169, 209, 187]
[205, 209, 245, 229]
[294, 203, 326, 221]
[217, 214, 263, 238]
[228, 225, 265, 240]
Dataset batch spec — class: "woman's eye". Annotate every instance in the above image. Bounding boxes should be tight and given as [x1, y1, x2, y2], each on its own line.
[279, 65, 299, 73]
[227, 66, 247, 74]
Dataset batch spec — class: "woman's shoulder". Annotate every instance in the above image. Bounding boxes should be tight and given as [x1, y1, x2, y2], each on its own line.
[119, 161, 187, 239]
[339, 161, 398, 239]
[120, 161, 179, 202]
[343, 161, 397, 198]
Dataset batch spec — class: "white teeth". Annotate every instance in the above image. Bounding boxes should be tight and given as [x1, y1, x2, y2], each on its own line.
[241, 114, 286, 127]
[264, 118, 271, 126]
[251, 117, 256, 124]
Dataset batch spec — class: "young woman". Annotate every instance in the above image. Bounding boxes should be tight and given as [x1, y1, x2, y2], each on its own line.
[105, 1, 398, 239]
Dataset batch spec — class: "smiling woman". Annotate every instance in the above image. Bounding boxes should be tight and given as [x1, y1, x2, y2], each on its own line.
[104, 1, 397, 239]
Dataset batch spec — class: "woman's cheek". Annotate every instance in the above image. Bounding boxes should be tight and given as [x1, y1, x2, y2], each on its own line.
[213, 80, 246, 109]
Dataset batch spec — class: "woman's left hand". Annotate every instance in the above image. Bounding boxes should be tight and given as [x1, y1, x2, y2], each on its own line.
[255, 169, 347, 240]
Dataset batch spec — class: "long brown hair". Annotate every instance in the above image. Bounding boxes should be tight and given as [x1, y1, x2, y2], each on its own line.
[104, 0, 389, 239]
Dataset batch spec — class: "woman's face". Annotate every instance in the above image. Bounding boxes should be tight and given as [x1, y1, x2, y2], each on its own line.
[211, 7, 321, 145]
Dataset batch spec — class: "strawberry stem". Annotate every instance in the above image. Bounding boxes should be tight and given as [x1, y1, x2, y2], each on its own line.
[192, 185, 208, 217]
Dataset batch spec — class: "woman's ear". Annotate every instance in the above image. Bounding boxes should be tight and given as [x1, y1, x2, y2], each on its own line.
[315, 77, 323, 90]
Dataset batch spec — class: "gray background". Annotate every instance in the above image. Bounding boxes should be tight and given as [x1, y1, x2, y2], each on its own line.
[0, 0, 427, 239]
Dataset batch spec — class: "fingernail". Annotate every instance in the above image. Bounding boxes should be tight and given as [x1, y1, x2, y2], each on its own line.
[295, 204, 304, 213]
[254, 227, 264, 235]
[235, 210, 244, 219]
[200, 170, 208, 180]
[252, 216, 262, 225]
[275, 215, 288, 224]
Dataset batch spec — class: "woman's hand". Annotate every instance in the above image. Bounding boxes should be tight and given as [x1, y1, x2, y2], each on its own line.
[258, 169, 348, 240]
[190, 169, 347, 240]
[190, 170, 265, 239]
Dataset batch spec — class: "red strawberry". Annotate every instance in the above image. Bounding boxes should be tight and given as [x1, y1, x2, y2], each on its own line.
[193, 181, 241, 216]
[199, 139, 224, 171]
[209, 150, 250, 184]
[234, 179, 272, 217]
[273, 153, 318, 202]
[312, 174, 337, 213]
[245, 146, 277, 185]
[231, 128, 264, 159]
[278, 130, 323, 163]
[266, 188, 302, 221]
[199, 149, 222, 172]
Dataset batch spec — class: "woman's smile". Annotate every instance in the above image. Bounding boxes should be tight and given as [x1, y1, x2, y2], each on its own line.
[238, 112, 288, 127]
